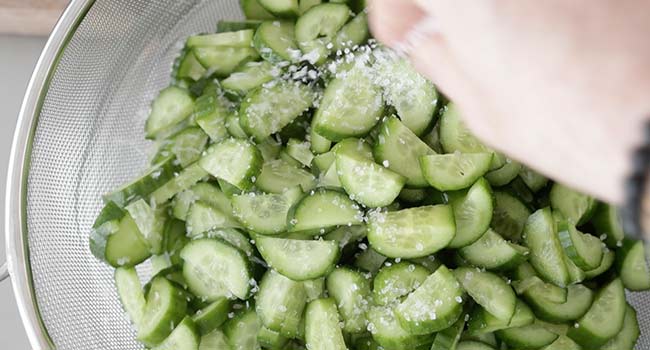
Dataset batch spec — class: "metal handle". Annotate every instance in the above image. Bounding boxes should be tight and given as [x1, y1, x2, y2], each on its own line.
[0, 261, 8, 282]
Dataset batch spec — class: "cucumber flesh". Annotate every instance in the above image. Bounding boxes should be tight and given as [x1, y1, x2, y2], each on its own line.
[467, 300, 534, 335]
[232, 187, 302, 235]
[256, 159, 316, 193]
[145, 87, 195, 139]
[191, 298, 230, 335]
[556, 219, 603, 270]
[616, 239, 650, 291]
[255, 269, 307, 338]
[459, 229, 529, 271]
[447, 178, 493, 248]
[523, 283, 594, 323]
[496, 322, 559, 349]
[304, 298, 347, 350]
[115, 267, 146, 328]
[549, 183, 596, 226]
[420, 152, 493, 191]
[253, 21, 300, 63]
[454, 267, 516, 322]
[592, 203, 625, 248]
[524, 208, 569, 287]
[287, 188, 364, 232]
[600, 304, 640, 350]
[326, 267, 372, 333]
[137, 277, 188, 347]
[367, 305, 434, 350]
[490, 191, 531, 242]
[152, 317, 200, 350]
[295, 3, 351, 64]
[255, 235, 339, 280]
[372, 262, 430, 306]
[224, 309, 261, 350]
[198, 138, 263, 190]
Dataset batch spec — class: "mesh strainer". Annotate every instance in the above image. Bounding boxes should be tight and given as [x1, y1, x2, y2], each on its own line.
[2, 0, 650, 349]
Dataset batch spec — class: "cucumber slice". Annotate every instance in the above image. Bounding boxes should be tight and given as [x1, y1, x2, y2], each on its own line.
[367, 306, 434, 350]
[224, 309, 261, 350]
[336, 150, 406, 207]
[194, 47, 259, 77]
[150, 163, 210, 206]
[194, 95, 230, 143]
[187, 30, 254, 48]
[592, 203, 625, 248]
[257, 326, 289, 349]
[333, 12, 369, 51]
[191, 298, 230, 335]
[430, 309, 466, 350]
[115, 267, 146, 328]
[241, 0, 275, 19]
[287, 188, 364, 232]
[484, 159, 521, 187]
[295, 3, 351, 64]
[524, 208, 569, 287]
[454, 267, 517, 321]
[103, 157, 179, 207]
[175, 49, 206, 82]
[98, 212, 151, 267]
[354, 247, 388, 274]
[145, 86, 195, 139]
[286, 138, 314, 167]
[439, 103, 503, 169]
[518, 166, 548, 192]
[232, 187, 302, 234]
[398, 188, 427, 203]
[600, 304, 640, 350]
[372, 261, 430, 305]
[304, 298, 347, 350]
[255, 269, 307, 338]
[513, 261, 538, 281]
[467, 300, 534, 335]
[616, 239, 650, 291]
[256, 235, 339, 280]
[367, 205, 455, 258]
[125, 199, 166, 255]
[541, 335, 581, 350]
[374, 54, 438, 136]
[217, 20, 263, 33]
[395, 265, 464, 334]
[410, 254, 441, 273]
[585, 249, 615, 279]
[564, 248, 587, 285]
[312, 151, 336, 174]
[567, 278, 626, 348]
[460, 332, 497, 348]
[199, 329, 231, 350]
[420, 153, 493, 191]
[557, 219, 603, 270]
[180, 238, 252, 301]
[195, 228, 254, 257]
[226, 113, 248, 138]
[302, 278, 326, 302]
[299, 0, 322, 14]
[513, 276, 567, 303]
[156, 127, 209, 168]
[318, 161, 342, 188]
[137, 277, 188, 347]
[456, 341, 496, 350]
[523, 283, 594, 323]
[172, 182, 233, 221]
[447, 178, 494, 248]
[199, 138, 263, 190]
[459, 229, 529, 271]
[326, 267, 371, 333]
[280, 149, 303, 167]
[186, 201, 242, 236]
[332, 137, 373, 158]
[373, 116, 436, 187]
[152, 317, 200, 350]
[259, 0, 299, 17]
[496, 322, 559, 349]
[313, 65, 384, 141]
[549, 183, 596, 226]
[256, 159, 316, 193]
[221, 61, 276, 95]
[491, 191, 531, 242]
[310, 127, 332, 155]
[254, 21, 300, 63]
[239, 81, 315, 140]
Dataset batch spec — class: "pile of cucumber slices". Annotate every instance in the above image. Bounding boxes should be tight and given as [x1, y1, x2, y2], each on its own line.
[89, 0, 650, 349]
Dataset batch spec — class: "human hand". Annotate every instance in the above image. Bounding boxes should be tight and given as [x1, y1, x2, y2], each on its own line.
[370, 0, 650, 204]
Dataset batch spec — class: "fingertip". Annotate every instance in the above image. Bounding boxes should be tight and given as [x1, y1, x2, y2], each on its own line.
[368, 0, 426, 47]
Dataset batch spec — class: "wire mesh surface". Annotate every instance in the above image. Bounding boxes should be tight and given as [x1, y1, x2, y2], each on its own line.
[21, 0, 650, 348]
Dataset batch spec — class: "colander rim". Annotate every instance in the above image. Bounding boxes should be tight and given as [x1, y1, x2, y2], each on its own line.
[5, 0, 96, 348]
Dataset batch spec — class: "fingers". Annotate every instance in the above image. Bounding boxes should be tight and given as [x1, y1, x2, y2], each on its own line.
[368, 0, 426, 47]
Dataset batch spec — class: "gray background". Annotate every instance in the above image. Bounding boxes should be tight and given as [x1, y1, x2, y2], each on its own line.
[0, 34, 47, 348]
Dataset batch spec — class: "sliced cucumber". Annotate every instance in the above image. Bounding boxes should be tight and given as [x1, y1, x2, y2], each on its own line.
[287, 188, 364, 232]
[255, 269, 307, 338]
[158, 127, 209, 168]
[455, 267, 517, 321]
[303, 278, 326, 302]
[513, 276, 567, 304]
[145, 86, 195, 139]
[496, 322, 559, 349]
[467, 300, 534, 335]
[368, 205, 455, 258]
[223, 309, 261, 350]
[137, 277, 188, 347]
[221, 61, 276, 95]
[354, 247, 388, 274]
[567, 278, 626, 348]
[180, 238, 252, 301]
[150, 163, 210, 206]
[336, 150, 405, 207]
[239, 81, 314, 140]
[313, 65, 384, 141]
[420, 153, 493, 191]
[226, 112, 248, 139]
[523, 283, 594, 323]
[374, 53, 438, 136]
[557, 219, 603, 270]
[484, 159, 521, 187]
[549, 183, 596, 226]
[459, 229, 529, 271]
[199, 329, 231, 350]
[256, 159, 316, 193]
[199, 138, 263, 190]
[176, 50, 207, 81]
[592, 203, 625, 248]
[373, 116, 436, 187]
[152, 317, 200, 350]
[541, 335, 581, 350]
[491, 191, 531, 242]
[191, 298, 230, 335]
[172, 182, 233, 221]
[103, 157, 179, 207]
[259, 0, 299, 17]
[217, 20, 263, 32]
[255, 235, 339, 280]
[525, 207, 569, 287]
[115, 267, 146, 328]
[430, 309, 467, 350]
[372, 261, 430, 306]
[232, 187, 302, 234]
[367, 305, 434, 350]
[304, 298, 347, 350]
[600, 304, 640, 350]
[96, 212, 151, 268]
[286, 138, 314, 167]
[241, 0, 275, 20]
[326, 267, 372, 333]
[332, 12, 369, 51]
[194, 47, 259, 77]
[186, 201, 241, 236]
[295, 3, 350, 64]
[447, 178, 494, 248]
[585, 249, 615, 279]
[187, 30, 253, 48]
[254, 21, 300, 63]
[518, 166, 548, 192]
[194, 96, 230, 142]
[616, 239, 650, 291]
[125, 199, 166, 254]
[395, 265, 464, 334]
[257, 326, 289, 349]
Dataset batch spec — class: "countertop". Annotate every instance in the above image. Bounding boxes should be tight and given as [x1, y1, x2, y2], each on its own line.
[0, 34, 47, 348]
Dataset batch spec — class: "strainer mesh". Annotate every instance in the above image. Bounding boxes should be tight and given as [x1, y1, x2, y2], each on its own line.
[22, 0, 650, 348]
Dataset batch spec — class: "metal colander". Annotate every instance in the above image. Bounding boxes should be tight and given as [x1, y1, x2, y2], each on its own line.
[2, 0, 650, 349]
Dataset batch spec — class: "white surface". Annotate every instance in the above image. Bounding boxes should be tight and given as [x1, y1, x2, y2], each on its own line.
[0, 35, 47, 348]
